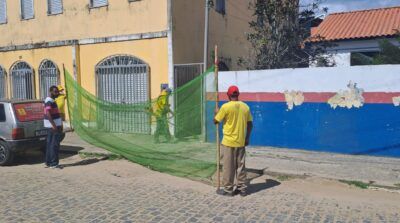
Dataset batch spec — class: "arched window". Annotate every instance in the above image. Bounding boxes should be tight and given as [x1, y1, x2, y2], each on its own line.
[10, 61, 35, 99]
[39, 60, 59, 99]
[96, 55, 149, 104]
[0, 66, 6, 99]
[95, 55, 150, 133]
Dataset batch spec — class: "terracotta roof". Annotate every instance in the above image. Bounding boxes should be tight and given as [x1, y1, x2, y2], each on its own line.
[310, 6, 400, 42]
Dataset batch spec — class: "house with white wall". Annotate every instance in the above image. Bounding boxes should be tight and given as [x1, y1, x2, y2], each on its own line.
[310, 6, 400, 67]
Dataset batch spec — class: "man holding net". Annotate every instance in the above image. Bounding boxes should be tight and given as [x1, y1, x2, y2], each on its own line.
[44, 86, 64, 169]
[152, 85, 173, 144]
[214, 86, 253, 196]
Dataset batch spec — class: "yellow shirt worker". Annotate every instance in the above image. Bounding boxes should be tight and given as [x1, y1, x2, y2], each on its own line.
[153, 87, 172, 143]
[153, 90, 169, 117]
[214, 85, 253, 197]
[55, 85, 67, 121]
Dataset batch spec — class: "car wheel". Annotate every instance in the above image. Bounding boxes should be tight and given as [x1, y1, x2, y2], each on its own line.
[0, 141, 14, 166]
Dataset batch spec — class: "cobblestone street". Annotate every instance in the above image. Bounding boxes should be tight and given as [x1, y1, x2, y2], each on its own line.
[1, 151, 399, 223]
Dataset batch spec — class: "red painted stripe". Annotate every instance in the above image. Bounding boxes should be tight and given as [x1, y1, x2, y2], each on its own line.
[363, 92, 400, 103]
[209, 92, 400, 104]
[219, 93, 285, 102]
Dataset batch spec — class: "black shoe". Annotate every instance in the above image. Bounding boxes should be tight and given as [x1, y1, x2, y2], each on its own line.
[50, 165, 63, 170]
[216, 189, 234, 197]
[234, 189, 248, 197]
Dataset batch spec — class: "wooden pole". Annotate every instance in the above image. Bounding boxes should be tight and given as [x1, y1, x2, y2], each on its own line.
[214, 45, 220, 190]
[62, 64, 73, 131]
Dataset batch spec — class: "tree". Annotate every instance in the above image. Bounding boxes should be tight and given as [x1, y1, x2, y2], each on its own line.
[239, 0, 334, 69]
[372, 38, 400, 65]
[351, 35, 400, 66]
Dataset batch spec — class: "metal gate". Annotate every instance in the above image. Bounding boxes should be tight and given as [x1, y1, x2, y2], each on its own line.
[11, 61, 35, 100]
[39, 60, 59, 99]
[96, 55, 150, 134]
[0, 66, 6, 99]
[173, 63, 204, 138]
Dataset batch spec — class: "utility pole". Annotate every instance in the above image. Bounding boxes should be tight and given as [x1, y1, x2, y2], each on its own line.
[203, 0, 210, 69]
[202, 0, 211, 142]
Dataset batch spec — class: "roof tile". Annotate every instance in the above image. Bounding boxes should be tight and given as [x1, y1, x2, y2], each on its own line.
[311, 6, 400, 42]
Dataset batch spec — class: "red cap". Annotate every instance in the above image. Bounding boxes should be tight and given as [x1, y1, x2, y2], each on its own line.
[227, 85, 240, 96]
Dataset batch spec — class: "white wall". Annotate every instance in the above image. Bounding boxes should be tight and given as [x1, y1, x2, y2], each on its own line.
[214, 65, 400, 93]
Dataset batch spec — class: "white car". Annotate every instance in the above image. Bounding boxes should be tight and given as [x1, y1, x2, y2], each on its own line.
[0, 100, 49, 165]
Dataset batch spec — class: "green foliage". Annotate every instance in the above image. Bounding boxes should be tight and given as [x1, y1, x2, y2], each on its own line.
[240, 0, 334, 69]
[351, 52, 373, 66]
[372, 39, 400, 65]
[339, 180, 370, 189]
[351, 36, 400, 66]
[276, 175, 292, 181]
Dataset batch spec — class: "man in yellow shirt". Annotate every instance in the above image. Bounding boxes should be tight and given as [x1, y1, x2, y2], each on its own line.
[152, 86, 172, 143]
[55, 85, 67, 142]
[55, 85, 67, 121]
[214, 85, 253, 197]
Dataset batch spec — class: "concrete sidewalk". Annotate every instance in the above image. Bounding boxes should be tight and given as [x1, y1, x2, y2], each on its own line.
[61, 132, 400, 188]
[247, 147, 400, 188]
[61, 132, 112, 155]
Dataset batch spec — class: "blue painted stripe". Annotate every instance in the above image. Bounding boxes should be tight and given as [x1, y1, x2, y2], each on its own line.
[207, 101, 400, 157]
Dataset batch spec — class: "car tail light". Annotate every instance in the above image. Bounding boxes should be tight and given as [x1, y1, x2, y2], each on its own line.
[12, 128, 25, 140]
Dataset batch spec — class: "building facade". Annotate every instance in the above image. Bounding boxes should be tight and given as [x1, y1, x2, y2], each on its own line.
[0, 0, 252, 102]
[0, 0, 170, 102]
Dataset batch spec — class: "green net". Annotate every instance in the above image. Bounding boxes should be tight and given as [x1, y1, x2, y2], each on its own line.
[64, 67, 217, 181]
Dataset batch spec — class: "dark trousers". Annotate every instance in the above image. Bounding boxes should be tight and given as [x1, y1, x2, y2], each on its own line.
[154, 116, 171, 142]
[46, 128, 61, 167]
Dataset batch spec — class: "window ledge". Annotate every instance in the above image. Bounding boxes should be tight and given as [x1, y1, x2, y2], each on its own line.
[21, 17, 35, 21]
[47, 12, 63, 16]
[88, 4, 109, 10]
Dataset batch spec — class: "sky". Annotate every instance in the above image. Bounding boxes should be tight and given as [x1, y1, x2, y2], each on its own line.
[300, 0, 400, 14]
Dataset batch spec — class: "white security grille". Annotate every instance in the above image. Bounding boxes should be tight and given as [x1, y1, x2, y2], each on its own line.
[0, 0, 6, 24]
[48, 0, 62, 15]
[39, 60, 59, 99]
[96, 55, 150, 134]
[90, 0, 108, 8]
[0, 66, 6, 99]
[21, 0, 34, 20]
[11, 62, 35, 100]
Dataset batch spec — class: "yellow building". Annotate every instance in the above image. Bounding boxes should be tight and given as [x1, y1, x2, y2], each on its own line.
[0, 0, 252, 132]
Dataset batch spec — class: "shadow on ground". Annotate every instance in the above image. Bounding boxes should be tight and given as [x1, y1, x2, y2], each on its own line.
[247, 179, 281, 195]
[246, 168, 281, 194]
[11, 145, 84, 166]
[60, 145, 85, 154]
[61, 157, 108, 168]
[351, 143, 400, 156]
